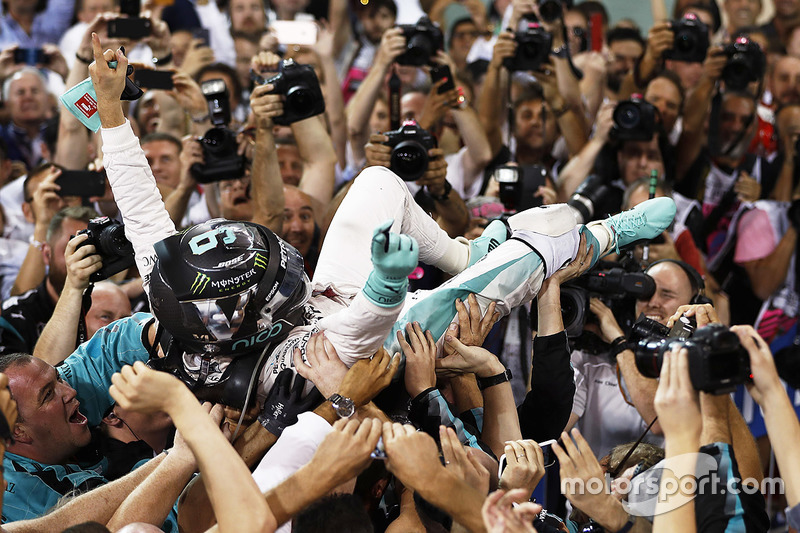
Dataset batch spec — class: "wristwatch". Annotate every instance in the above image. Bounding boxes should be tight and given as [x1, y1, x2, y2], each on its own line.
[327, 393, 355, 418]
[477, 368, 512, 390]
[428, 179, 452, 202]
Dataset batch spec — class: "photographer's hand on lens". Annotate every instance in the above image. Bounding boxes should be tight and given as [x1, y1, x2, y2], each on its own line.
[731, 325, 784, 405]
[440, 426, 491, 495]
[701, 46, 727, 82]
[644, 21, 674, 64]
[258, 368, 323, 438]
[665, 304, 720, 330]
[593, 101, 616, 143]
[735, 170, 761, 203]
[250, 83, 284, 128]
[365, 133, 392, 168]
[588, 297, 625, 343]
[292, 331, 348, 399]
[482, 489, 541, 533]
[338, 348, 400, 407]
[654, 348, 702, 444]
[499, 439, 546, 495]
[414, 148, 449, 196]
[375, 27, 406, 69]
[490, 31, 517, 69]
[397, 322, 437, 398]
[65, 233, 103, 291]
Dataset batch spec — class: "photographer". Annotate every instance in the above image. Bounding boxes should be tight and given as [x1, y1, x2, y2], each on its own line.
[0, 0, 74, 49]
[566, 260, 712, 455]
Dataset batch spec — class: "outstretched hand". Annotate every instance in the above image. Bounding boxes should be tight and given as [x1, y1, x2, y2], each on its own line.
[88, 33, 128, 128]
[338, 348, 400, 407]
[110, 361, 187, 414]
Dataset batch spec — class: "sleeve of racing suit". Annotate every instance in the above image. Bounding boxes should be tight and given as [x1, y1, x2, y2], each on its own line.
[101, 120, 177, 293]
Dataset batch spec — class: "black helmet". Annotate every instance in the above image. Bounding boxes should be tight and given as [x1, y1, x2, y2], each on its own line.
[149, 219, 311, 357]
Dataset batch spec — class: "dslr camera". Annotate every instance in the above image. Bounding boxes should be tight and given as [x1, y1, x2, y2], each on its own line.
[504, 22, 553, 72]
[192, 79, 246, 184]
[538, 0, 567, 23]
[560, 263, 656, 349]
[493, 165, 548, 212]
[612, 95, 657, 141]
[722, 37, 766, 91]
[76, 217, 135, 283]
[567, 174, 622, 224]
[256, 59, 325, 126]
[383, 122, 437, 182]
[397, 16, 443, 66]
[664, 13, 709, 63]
[633, 317, 751, 394]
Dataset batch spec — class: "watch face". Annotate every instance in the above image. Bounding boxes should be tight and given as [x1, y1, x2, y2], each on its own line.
[334, 397, 355, 418]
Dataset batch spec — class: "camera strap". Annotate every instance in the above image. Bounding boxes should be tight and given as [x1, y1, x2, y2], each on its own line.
[76, 282, 94, 348]
[607, 414, 659, 478]
[389, 68, 401, 131]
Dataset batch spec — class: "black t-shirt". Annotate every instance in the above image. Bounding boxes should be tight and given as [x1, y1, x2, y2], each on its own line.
[0, 281, 55, 355]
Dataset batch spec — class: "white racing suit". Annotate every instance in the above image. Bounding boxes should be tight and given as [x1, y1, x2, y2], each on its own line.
[102, 120, 581, 402]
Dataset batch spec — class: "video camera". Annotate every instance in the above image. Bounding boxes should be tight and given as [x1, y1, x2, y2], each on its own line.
[611, 95, 657, 141]
[664, 13, 709, 63]
[382, 122, 437, 181]
[503, 21, 553, 72]
[632, 316, 751, 394]
[76, 217, 135, 283]
[254, 59, 325, 125]
[560, 262, 656, 353]
[191, 79, 246, 184]
[396, 16, 443, 66]
[721, 37, 766, 91]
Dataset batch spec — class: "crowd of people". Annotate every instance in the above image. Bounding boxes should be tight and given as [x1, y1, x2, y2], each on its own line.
[0, 0, 795, 531]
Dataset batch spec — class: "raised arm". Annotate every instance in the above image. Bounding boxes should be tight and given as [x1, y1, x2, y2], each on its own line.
[478, 31, 516, 158]
[248, 77, 285, 233]
[293, 115, 337, 219]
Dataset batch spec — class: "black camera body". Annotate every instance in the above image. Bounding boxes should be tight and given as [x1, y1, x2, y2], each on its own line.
[612, 96, 657, 141]
[260, 59, 326, 126]
[504, 22, 553, 72]
[76, 217, 135, 283]
[722, 37, 766, 91]
[192, 79, 245, 184]
[383, 122, 437, 181]
[665, 14, 709, 63]
[397, 17, 443, 66]
[634, 321, 751, 394]
[561, 266, 656, 344]
[493, 164, 548, 212]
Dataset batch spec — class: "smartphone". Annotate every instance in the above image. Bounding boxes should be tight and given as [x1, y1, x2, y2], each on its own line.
[108, 17, 152, 39]
[271, 20, 318, 45]
[56, 170, 107, 198]
[134, 69, 175, 90]
[590, 13, 604, 52]
[430, 64, 455, 94]
[192, 27, 210, 47]
[13, 48, 48, 65]
[120, 0, 140, 18]
[539, 439, 558, 468]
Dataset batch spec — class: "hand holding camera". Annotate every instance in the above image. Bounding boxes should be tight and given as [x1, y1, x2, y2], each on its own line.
[645, 21, 675, 64]
[490, 30, 517, 70]
[395, 16, 443, 67]
[375, 27, 407, 70]
[252, 58, 325, 126]
[64, 232, 104, 292]
[75, 217, 136, 282]
[730, 325, 784, 405]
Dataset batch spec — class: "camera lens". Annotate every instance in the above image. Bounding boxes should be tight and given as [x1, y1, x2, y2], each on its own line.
[406, 34, 434, 66]
[538, 0, 562, 22]
[202, 127, 236, 155]
[723, 56, 749, 89]
[98, 224, 134, 257]
[391, 140, 429, 181]
[614, 102, 641, 129]
[675, 30, 695, 53]
[634, 339, 668, 378]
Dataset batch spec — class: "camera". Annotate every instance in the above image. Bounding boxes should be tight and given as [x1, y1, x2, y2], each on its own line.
[191, 79, 246, 184]
[664, 14, 709, 63]
[76, 217, 135, 283]
[721, 37, 766, 92]
[634, 320, 751, 394]
[560, 264, 656, 342]
[492, 164, 548, 212]
[612, 95, 657, 141]
[382, 122, 437, 181]
[503, 22, 553, 72]
[396, 16, 443, 66]
[257, 59, 325, 126]
[567, 174, 622, 224]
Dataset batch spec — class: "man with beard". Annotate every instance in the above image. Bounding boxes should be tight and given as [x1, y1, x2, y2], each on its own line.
[721, 0, 762, 42]
[282, 185, 318, 276]
[605, 27, 645, 100]
[229, 0, 267, 35]
[0, 206, 99, 355]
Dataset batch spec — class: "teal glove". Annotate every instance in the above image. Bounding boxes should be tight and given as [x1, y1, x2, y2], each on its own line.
[363, 219, 419, 308]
